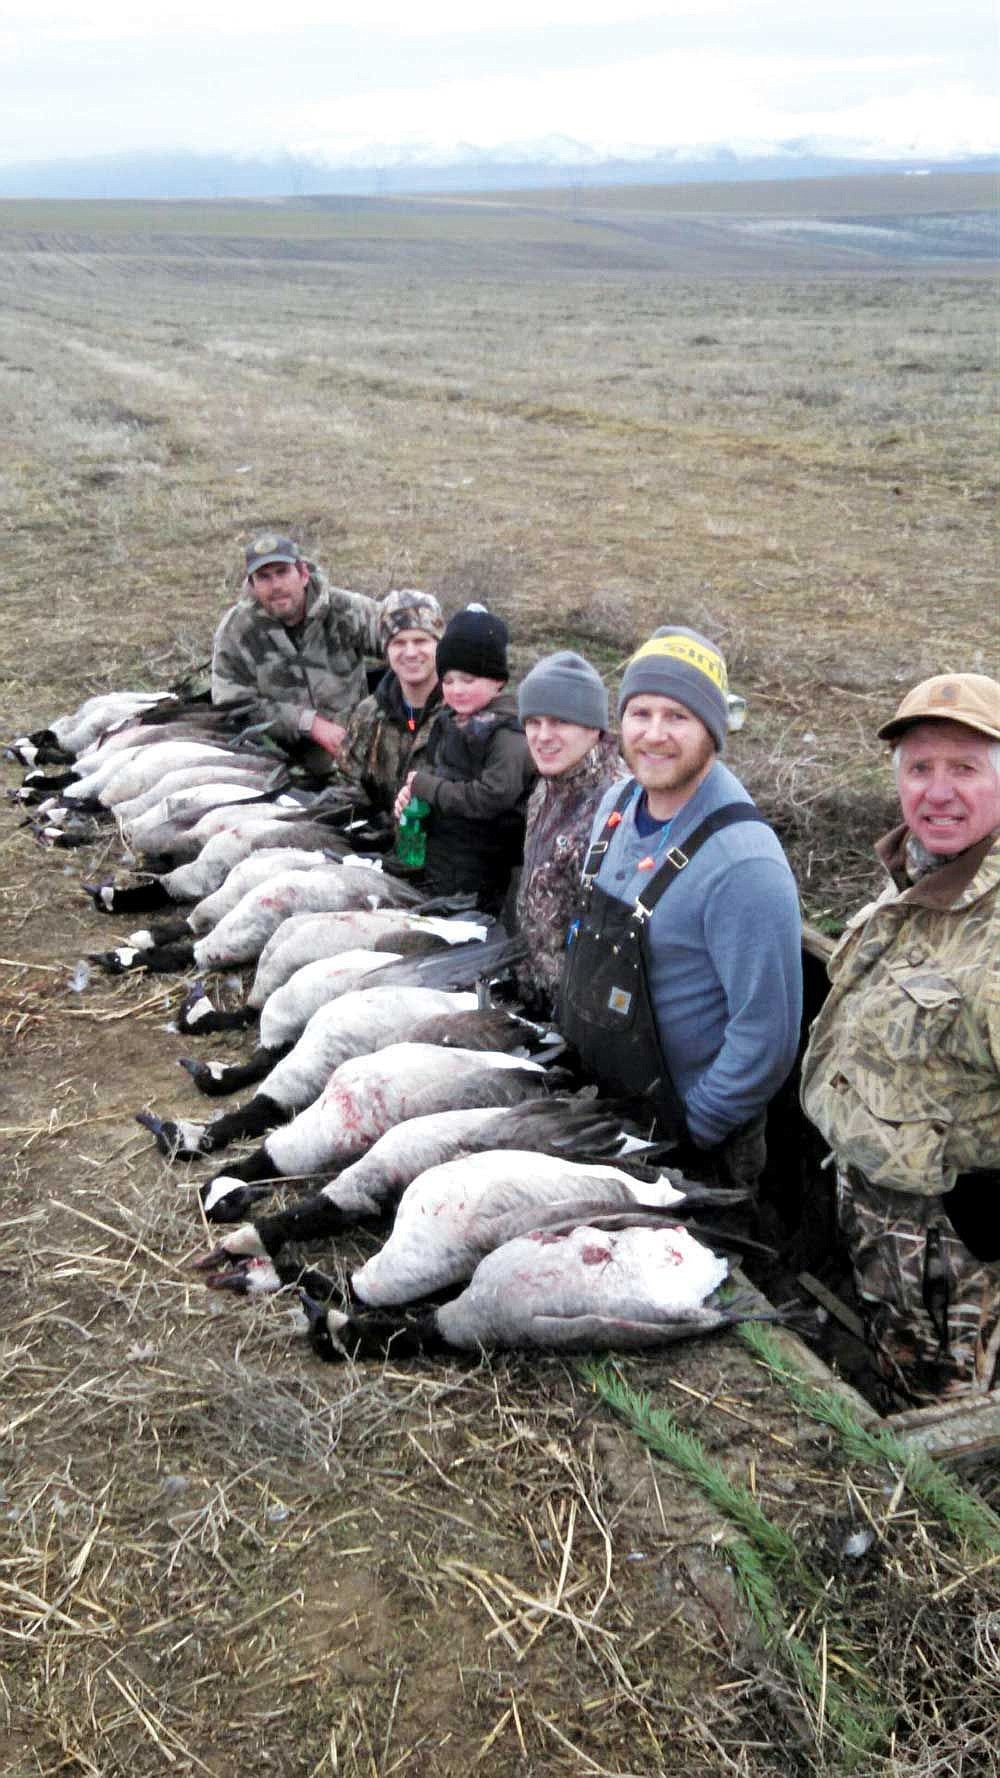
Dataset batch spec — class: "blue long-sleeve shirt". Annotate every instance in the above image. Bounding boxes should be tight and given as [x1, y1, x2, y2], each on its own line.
[587, 762, 803, 1146]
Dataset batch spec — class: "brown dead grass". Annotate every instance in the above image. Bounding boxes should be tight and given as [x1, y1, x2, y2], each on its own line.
[1, 188, 998, 1776]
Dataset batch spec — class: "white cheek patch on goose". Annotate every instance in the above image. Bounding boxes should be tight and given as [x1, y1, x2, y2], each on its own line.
[174, 1120, 209, 1153]
[218, 1225, 266, 1260]
[202, 1176, 248, 1213]
[182, 993, 216, 1028]
[128, 929, 155, 950]
[241, 1258, 284, 1296]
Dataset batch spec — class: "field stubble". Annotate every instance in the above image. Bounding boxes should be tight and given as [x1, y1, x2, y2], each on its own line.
[1, 192, 998, 1776]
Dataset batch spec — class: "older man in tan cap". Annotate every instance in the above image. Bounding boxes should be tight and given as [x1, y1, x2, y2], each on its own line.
[802, 672, 1000, 1402]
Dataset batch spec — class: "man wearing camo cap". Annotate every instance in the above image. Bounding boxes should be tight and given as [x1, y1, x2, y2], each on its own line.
[802, 672, 1000, 1401]
[334, 589, 446, 814]
[211, 533, 381, 771]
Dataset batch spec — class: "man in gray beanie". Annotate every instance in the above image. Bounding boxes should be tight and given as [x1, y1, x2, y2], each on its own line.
[559, 626, 802, 1196]
[514, 651, 624, 1015]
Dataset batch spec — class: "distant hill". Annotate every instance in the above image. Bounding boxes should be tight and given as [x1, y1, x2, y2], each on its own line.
[0, 146, 995, 202]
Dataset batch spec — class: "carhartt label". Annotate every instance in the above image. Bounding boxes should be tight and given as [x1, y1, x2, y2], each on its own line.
[608, 986, 632, 1015]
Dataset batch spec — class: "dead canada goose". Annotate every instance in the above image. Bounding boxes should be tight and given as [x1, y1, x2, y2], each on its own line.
[7, 691, 174, 766]
[140, 985, 484, 1158]
[189, 1044, 555, 1223]
[175, 913, 491, 1035]
[88, 813, 361, 914]
[348, 1151, 751, 1308]
[299, 1222, 755, 1360]
[91, 859, 418, 976]
[195, 1101, 741, 1279]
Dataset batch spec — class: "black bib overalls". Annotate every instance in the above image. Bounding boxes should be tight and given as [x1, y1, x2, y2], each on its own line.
[560, 783, 767, 1138]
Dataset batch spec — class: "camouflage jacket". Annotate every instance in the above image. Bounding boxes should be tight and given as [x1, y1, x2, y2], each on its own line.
[801, 824, 1000, 1197]
[211, 566, 380, 745]
[333, 672, 444, 814]
[514, 734, 625, 1016]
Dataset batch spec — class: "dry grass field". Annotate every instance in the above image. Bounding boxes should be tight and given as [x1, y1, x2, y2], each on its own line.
[1, 175, 998, 1777]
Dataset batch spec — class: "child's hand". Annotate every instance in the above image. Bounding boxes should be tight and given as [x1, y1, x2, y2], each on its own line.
[394, 773, 415, 820]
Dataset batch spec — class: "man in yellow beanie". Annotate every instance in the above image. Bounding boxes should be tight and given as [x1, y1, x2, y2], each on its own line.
[560, 626, 802, 1199]
[802, 673, 1000, 1401]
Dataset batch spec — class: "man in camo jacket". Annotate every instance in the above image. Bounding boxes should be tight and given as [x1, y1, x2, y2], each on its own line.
[211, 533, 381, 773]
[514, 651, 624, 1016]
[334, 589, 446, 815]
[802, 673, 1000, 1401]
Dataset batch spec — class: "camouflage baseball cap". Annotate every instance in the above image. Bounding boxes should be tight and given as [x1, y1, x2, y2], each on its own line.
[378, 588, 446, 644]
[877, 673, 1000, 743]
[245, 533, 301, 576]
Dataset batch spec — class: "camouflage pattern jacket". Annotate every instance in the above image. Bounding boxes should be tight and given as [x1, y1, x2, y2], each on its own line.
[514, 734, 625, 1016]
[801, 824, 1000, 1197]
[334, 672, 444, 814]
[211, 567, 380, 745]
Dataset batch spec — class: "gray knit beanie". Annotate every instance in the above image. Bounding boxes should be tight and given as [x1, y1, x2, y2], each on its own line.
[617, 626, 729, 752]
[518, 650, 609, 731]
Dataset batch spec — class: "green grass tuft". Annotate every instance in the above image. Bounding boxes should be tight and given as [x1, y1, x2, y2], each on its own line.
[738, 1321, 1000, 1556]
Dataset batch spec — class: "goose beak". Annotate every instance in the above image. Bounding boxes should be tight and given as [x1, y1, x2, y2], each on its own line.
[178, 1056, 212, 1086]
[202, 1258, 282, 1296]
[191, 1230, 264, 1271]
[135, 1111, 182, 1159]
[82, 880, 116, 911]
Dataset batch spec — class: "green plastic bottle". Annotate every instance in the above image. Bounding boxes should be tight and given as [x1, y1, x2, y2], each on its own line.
[395, 796, 429, 868]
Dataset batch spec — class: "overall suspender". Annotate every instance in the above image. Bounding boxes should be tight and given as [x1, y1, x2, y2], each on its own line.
[581, 784, 769, 917]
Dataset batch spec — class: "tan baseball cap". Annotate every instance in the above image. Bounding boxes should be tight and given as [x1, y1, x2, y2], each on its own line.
[877, 673, 1000, 743]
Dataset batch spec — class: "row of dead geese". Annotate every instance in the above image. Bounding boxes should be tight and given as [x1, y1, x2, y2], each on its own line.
[8, 691, 773, 1364]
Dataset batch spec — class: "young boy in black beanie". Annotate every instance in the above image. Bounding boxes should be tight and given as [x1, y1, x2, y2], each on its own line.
[393, 604, 535, 914]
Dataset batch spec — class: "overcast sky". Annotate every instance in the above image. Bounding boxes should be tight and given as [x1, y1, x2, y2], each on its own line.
[4, 0, 997, 167]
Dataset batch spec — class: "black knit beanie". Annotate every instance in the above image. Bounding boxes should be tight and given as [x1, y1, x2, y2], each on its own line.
[436, 604, 509, 681]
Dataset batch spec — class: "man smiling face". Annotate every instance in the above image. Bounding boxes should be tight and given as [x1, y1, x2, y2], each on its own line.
[895, 720, 1000, 857]
[620, 692, 717, 819]
[249, 558, 310, 627]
